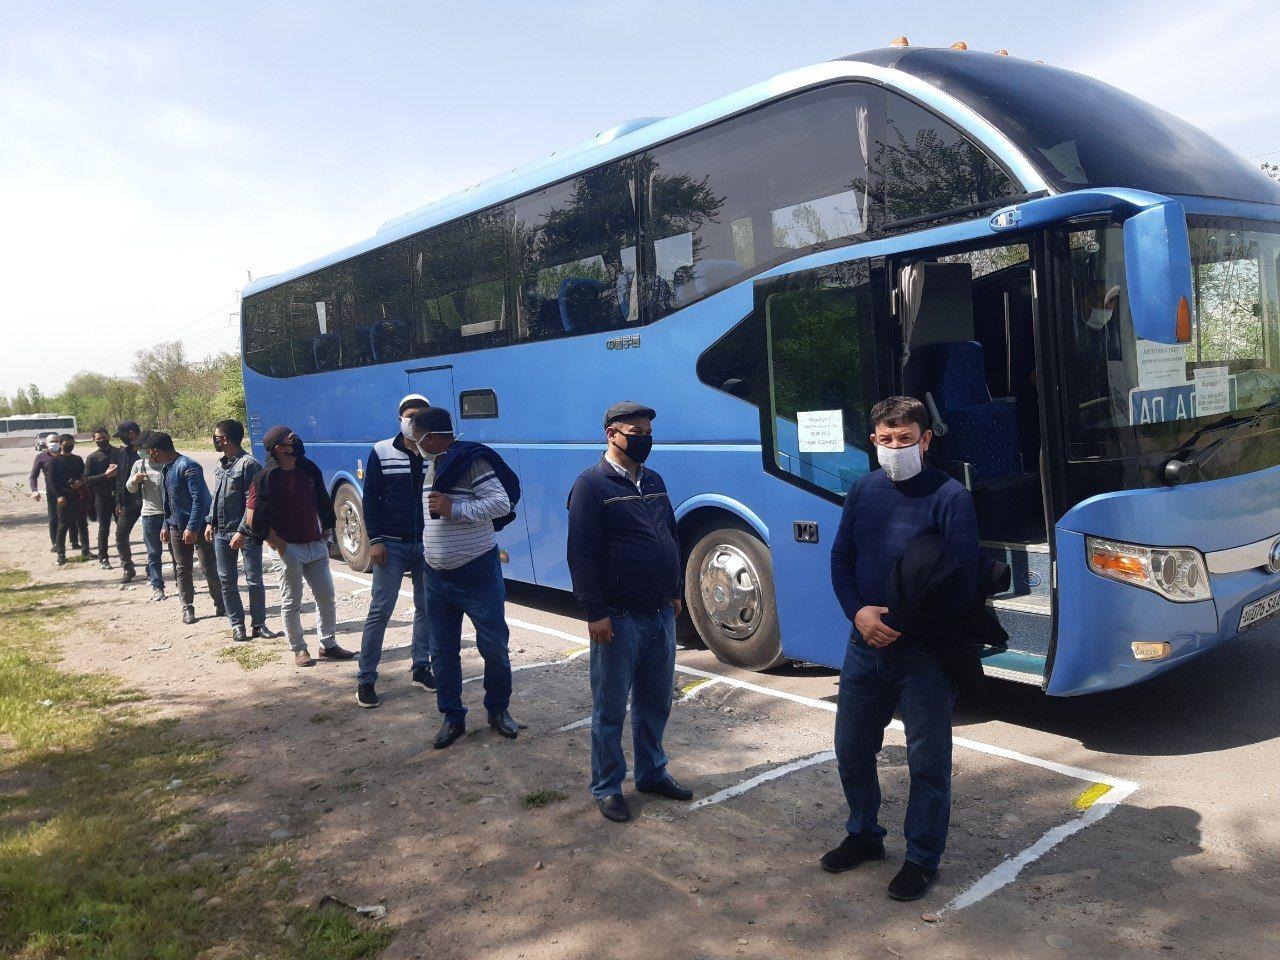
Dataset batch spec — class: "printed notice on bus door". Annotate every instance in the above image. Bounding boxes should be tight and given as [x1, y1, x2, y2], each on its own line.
[1136, 340, 1187, 390]
[1193, 366, 1230, 417]
[797, 410, 844, 453]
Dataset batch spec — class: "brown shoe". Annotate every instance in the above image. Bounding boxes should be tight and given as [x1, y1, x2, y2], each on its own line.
[318, 645, 355, 661]
[294, 650, 316, 667]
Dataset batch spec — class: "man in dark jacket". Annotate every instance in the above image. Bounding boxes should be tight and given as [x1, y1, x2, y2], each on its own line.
[84, 426, 120, 570]
[205, 419, 274, 642]
[50, 434, 90, 565]
[149, 432, 224, 625]
[113, 421, 145, 584]
[824, 396, 978, 902]
[29, 433, 78, 552]
[248, 425, 354, 667]
[355, 394, 434, 708]
[566, 401, 691, 823]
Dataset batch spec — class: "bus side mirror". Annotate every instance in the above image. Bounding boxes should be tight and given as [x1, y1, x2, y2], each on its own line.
[1123, 203, 1193, 345]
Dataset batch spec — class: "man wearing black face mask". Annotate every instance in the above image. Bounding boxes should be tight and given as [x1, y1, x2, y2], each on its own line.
[113, 421, 145, 584]
[84, 426, 120, 569]
[566, 402, 689, 823]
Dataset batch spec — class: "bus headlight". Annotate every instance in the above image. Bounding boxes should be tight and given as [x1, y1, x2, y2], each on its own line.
[1086, 537, 1212, 602]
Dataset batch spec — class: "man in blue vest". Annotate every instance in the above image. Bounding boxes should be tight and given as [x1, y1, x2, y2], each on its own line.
[567, 401, 692, 823]
[355, 394, 435, 708]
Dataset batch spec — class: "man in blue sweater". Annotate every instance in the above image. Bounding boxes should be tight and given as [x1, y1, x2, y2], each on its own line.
[567, 401, 691, 823]
[824, 396, 979, 901]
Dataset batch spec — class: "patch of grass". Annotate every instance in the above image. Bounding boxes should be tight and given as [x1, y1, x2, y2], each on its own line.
[310, 713, 331, 724]
[216, 643, 279, 671]
[456, 791, 482, 805]
[0, 568, 394, 959]
[519, 788, 568, 809]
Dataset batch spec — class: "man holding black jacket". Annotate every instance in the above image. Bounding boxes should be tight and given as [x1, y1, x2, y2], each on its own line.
[84, 426, 120, 570]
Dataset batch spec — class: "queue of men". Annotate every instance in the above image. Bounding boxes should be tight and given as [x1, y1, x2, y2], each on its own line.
[26, 392, 976, 902]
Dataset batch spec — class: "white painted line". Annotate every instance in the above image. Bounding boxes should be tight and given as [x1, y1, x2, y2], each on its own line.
[689, 750, 836, 810]
[460, 647, 586, 683]
[941, 782, 1138, 914]
[557, 714, 595, 732]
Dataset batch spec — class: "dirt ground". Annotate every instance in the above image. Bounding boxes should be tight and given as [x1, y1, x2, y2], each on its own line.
[3, 446, 1278, 960]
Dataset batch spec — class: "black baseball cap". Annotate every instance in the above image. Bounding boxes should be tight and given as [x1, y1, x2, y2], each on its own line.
[114, 420, 141, 439]
[146, 431, 175, 452]
[261, 425, 294, 450]
[604, 401, 656, 428]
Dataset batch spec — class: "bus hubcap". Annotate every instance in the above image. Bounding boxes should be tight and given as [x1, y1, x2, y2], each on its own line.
[700, 544, 761, 641]
[340, 500, 362, 556]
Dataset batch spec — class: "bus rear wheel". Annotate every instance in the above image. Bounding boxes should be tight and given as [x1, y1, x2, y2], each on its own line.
[685, 523, 784, 671]
[333, 484, 371, 573]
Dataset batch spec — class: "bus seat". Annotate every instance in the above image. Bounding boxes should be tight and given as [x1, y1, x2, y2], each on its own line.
[313, 333, 342, 371]
[371, 318, 410, 363]
[921, 341, 1022, 485]
[557, 277, 610, 333]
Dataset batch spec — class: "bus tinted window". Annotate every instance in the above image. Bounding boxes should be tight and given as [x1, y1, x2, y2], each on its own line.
[645, 85, 873, 321]
[511, 163, 639, 342]
[414, 206, 514, 355]
[880, 92, 1020, 228]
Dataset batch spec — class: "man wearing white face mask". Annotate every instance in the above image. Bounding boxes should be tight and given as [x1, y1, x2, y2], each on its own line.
[354, 394, 435, 708]
[824, 396, 979, 902]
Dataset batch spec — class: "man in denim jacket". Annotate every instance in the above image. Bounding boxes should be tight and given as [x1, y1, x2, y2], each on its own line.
[205, 419, 278, 642]
[149, 431, 224, 625]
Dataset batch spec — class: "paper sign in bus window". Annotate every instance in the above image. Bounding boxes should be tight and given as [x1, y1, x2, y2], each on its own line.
[1136, 340, 1187, 390]
[315, 301, 328, 335]
[797, 410, 845, 453]
[1193, 366, 1230, 417]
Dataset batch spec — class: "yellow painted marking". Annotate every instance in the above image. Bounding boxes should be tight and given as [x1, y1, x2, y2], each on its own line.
[1074, 782, 1112, 810]
[680, 679, 712, 695]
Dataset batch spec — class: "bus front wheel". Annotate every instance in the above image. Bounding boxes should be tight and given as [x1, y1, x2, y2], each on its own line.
[685, 523, 784, 671]
[333, 484, 371, 573]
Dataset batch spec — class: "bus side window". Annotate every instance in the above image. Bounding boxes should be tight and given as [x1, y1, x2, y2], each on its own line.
[761, 260, 878, 499]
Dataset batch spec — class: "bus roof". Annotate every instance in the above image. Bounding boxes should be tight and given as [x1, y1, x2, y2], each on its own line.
[243, 48, 1278, 299]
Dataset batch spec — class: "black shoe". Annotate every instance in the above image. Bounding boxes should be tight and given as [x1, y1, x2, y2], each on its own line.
[151, 587, 166, 602]
[121, 568, 136, 584]
[487, 710, 520, 739]
[820, 835, 888, 874]
[887, 861, 937, 901]
[357, 683, 379, 708]
[182, 606, 196, 625]
[411, 666, 436, 690]
[596, 794, 631, 823]
[213, 605, 227, 619]
[433, 720, 466, 749]
[638, 776, 694, 802]
[252, 624, 281, 639]
[49, 545, 57, 554]
[80, 552, 92, 561]
[56, 555, 67, 566]
[231, 624, 249, 642]
[99, 559, 112, 570]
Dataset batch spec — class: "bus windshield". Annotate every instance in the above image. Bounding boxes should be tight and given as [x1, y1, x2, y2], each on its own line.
[1062, 218, 1280, 447]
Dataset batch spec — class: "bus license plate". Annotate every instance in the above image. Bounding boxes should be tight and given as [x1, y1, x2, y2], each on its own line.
[1239, 590, 1280, 632]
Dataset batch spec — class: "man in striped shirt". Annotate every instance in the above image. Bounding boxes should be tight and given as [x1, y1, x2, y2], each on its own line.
[412, 407, 520, 749]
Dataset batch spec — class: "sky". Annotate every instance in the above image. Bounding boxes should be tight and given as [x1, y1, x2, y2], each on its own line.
[2, 0, 1278, 398]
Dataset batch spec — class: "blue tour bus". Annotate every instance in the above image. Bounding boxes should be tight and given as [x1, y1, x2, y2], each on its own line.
[240, 45, 1280, 696]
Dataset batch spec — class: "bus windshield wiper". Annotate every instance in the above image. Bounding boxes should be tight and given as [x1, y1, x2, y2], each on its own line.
[1163, 398, 1280, 486]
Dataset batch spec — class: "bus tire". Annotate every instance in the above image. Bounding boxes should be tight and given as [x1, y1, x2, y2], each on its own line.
[333, 484, 371, 573]
[685, 523, 784, 671]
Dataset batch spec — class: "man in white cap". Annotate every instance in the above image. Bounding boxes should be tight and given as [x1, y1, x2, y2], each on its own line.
[355, 394, 435, 708]
[30, 433, 79, 553]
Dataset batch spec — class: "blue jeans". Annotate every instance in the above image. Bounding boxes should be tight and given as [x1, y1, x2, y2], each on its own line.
[834, 638, 956, 871]
[358, 540, 431, 685]
[590, 606, 677, 799]
[213, 533, 265, 629]
[141, 515, 166, 589]
[423, 548, 510, 723]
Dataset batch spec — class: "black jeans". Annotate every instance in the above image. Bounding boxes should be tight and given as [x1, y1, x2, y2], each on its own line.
[56, 498, 89, 559]
[169, 529, 223, 609]
[116, 502, 142, 574]
[94, 492, 115, 561]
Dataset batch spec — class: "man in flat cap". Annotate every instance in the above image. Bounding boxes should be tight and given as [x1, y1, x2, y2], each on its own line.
[567, 401, 692, 822]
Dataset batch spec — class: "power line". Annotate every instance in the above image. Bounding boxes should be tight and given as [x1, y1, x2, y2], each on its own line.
[1246, 148, 1280, 159]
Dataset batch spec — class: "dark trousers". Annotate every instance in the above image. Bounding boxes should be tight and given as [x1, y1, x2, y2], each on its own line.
[358, 540, 432, 686]
[45, 496, 59, 546]
[94, 492, 115, 560]
[56, 498, 89, 559]
[834, 638, 956, 871]
[116, 502, 141, 574]
[213, 533, 265, 629]
[169, 527, 223, 610]
[424, 548, 511, 723]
